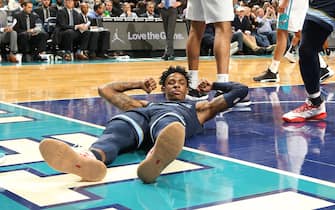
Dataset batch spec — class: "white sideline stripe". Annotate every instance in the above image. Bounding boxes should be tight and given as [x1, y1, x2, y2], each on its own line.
[1, 101, 105, 129]
[0, 116, 33, 124]
[0, 110, 8, 114]
[196, 191, 334, 210]
[184, 147, 335, 189]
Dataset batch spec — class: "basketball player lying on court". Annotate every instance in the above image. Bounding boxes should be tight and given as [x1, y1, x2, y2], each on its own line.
[39, 66, 248, 183]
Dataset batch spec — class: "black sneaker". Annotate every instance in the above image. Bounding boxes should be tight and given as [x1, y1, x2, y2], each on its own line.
[186, 88, 209, 101]
[215, 91, 251, 107]
[253, 69, 279, 82]
[320, 65, 334, 83]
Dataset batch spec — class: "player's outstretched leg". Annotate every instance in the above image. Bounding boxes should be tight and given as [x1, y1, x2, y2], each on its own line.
[137, 122, 185, 184]
[39, 139, 107, 181]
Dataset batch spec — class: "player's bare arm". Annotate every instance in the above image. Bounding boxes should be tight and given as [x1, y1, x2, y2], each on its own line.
[195, 80, 248, 124]
[98, 78, 157, 111]
[195, 80, 228, 123]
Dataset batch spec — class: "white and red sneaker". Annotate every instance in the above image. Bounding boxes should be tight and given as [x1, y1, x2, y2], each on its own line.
[282, 100, 327, 123]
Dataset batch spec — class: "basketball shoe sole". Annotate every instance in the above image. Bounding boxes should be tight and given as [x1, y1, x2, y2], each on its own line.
[137, 122, 185, 184]
[39, 139, 107, 181]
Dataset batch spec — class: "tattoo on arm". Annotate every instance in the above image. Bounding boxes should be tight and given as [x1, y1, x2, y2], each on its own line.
[98, 81, 147, 111]
[109, 93, 144, 111]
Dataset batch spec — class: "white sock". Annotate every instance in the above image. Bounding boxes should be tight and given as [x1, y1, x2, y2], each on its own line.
[269, 60, 280, 73]
[308, 91, 321, 99]
[217, 74, 229, 83]
[318, 54, 327, 68]
[188, 70, 198, 89]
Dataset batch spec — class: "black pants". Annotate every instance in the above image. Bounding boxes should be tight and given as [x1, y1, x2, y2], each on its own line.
[18, 32, 48, 54]
[299, 20, 332, 94]
[59, 29, 90, 52]
[160, 7, 177, 56]
[88, 31, 110, 54]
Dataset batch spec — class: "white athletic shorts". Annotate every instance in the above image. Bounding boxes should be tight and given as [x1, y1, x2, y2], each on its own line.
[277, 0, 309, 32]
[185, 0, 234, 24]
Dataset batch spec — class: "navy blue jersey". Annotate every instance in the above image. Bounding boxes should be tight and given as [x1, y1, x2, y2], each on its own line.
[307, 0, 335, 31]
[132, 101, 203, 138]
[110, 100, 203, 146]
[309, 0, 335, 18]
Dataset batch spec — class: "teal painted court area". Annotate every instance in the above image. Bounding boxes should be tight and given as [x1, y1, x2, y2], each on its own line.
[0, 101, 335, 210]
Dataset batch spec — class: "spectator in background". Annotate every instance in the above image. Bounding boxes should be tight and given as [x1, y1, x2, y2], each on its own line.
[103, 0, 120, 17]
[119, 2, 137, 18]
[8, 0, 21, 12]
[56, 0, 90, 61]
[34, 0, 57, 34]
[111, 0, 122, 16]
[14, 1, 48, 62]
[232, 6, 274, 55]
[139, 1, 159, 19]
[132, 0, 146, 17]
[156, 0, 184, 61]
[73, 0, 80, 13]
[0, 0, 18, 63]
[52, 0, 64, 11]
[87, 2, 111, 59]
[255, 6, 276, 45]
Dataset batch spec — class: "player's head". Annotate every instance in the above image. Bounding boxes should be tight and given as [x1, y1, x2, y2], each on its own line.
[159, 66, 190, 101]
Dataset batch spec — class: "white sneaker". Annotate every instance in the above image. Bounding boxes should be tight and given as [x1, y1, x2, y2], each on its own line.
[230, 41, 239, 56]
[282, 100, 327, 123]
[284, 51, 298, 63]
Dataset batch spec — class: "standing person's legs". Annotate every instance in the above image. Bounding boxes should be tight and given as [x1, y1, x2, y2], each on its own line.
[299, 20, 330, 97]
[282, 20, 331, 122]
[253, 29, 288, 82]
[271, 29, 288, 72]
[213, 21, 232, 82]
[186, 21, 206, 89]
[166, 8, 177, 58]
[185, 0, 234, 100]
[160, 8, 175, 60]
[284, 31, 301, 63]
[254, 0, 308, 82]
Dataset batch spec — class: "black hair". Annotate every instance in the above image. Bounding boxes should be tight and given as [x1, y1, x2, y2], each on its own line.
[21, 0, 32, 7]
[94, 3, 103, 11]
[159, 66, 190, 87]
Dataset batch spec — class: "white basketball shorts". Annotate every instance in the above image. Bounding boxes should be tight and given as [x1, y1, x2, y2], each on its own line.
[277, 0, 309, 32]
[185, 0, 234, 24]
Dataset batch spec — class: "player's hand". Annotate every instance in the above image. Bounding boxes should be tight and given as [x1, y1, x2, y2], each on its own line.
[142, 77, 157, 94]
[197, 79, 212, 93]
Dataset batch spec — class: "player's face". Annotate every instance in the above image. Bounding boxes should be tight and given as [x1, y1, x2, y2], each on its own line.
[163, 73, 188, 101]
